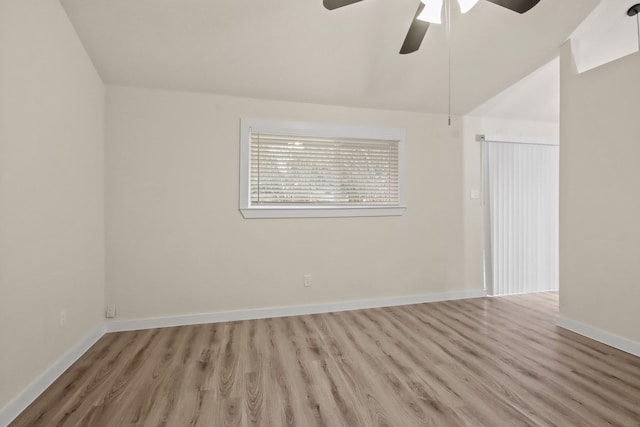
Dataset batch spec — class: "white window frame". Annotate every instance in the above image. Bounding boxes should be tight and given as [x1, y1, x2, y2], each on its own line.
[239, 118, 407, 219]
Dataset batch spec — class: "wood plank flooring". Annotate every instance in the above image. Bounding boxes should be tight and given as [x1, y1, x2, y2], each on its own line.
[10, 292, 640, 426]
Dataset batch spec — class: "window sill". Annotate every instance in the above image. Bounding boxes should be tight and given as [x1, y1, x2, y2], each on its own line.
[240, 206, 406, 219]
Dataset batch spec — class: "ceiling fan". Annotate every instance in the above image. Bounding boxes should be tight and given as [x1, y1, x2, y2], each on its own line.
[323, 0, 541, 54]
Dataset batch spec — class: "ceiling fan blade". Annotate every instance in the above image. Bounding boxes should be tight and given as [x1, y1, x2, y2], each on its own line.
[323, 0, 364, 10]
[485, 0, 540, 14]
[399, 3, 430, 54]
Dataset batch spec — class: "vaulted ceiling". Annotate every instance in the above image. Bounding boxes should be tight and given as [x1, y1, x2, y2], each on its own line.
[60, 0, 599, 114]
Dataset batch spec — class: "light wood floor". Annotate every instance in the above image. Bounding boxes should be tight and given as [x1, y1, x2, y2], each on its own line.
[10, 293, 640, 426]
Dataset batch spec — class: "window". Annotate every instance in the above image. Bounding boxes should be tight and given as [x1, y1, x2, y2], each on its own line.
[240, 118, 406, 218]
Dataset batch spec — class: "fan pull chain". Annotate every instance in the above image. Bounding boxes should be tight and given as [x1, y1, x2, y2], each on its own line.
[446, 0, 452, 126]
[636, 13, 639, 51]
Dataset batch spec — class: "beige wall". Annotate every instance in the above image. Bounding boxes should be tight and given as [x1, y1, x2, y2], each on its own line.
[0, 0, 105, 410]
[105, 86, 473, 321]
[559, 46, 640, 343]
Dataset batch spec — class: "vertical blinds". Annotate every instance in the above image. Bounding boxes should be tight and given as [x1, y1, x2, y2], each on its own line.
[484, 140, 559, 296]
[250, 132, 400, 205]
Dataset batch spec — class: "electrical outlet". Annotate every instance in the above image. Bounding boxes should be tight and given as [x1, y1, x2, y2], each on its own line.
[60, 309, 67, 328]
[304, 274, 312, 287]
[105, 304, 116, 319]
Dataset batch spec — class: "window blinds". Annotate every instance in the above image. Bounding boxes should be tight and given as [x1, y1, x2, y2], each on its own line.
[250, 132, 400, 206]
[484, 139, 559, 296]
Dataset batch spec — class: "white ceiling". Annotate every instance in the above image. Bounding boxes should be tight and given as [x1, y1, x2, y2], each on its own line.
[570, 0, 640, 72]
[60, 0, 599, 114]
[470, 57, 559, 122]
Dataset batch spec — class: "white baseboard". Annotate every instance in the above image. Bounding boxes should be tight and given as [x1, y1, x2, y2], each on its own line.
[0, 325, 106, 427]
[0, 289, 485, 425]
[105, 289, 487, 333]
[556, 316, 640, 357]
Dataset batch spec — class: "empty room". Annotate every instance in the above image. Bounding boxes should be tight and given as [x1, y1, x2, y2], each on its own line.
[2, 0, 640, 425]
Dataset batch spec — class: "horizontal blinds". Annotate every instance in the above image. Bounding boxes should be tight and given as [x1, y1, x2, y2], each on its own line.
[250, 132, 399, 205]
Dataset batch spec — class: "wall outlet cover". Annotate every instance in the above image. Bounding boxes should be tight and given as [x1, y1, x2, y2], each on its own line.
[105, 305, 116, 318]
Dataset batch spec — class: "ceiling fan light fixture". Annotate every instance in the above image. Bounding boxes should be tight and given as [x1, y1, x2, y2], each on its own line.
[417, 0, 443, 24]
[457, 0, 479, 14]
